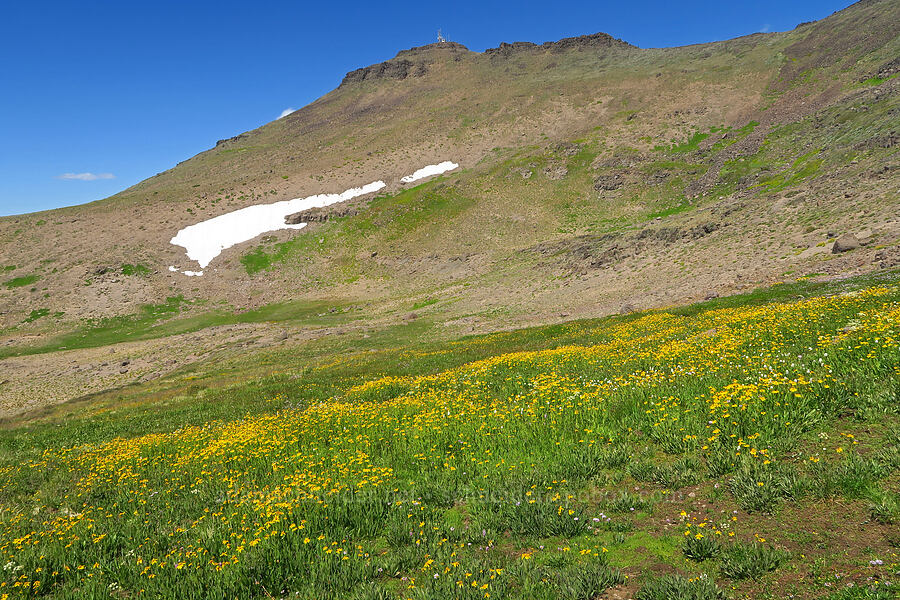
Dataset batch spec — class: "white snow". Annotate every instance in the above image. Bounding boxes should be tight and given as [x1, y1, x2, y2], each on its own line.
[400, 161, 459, 184]
[168, 161, 459, 273]
[169, 180, 386, 269]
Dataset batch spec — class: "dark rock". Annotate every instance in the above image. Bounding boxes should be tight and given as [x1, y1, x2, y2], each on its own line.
[340, 56, 430, 86]
[484, 41, 539, 57]
[543, 32, 633, 52]
[215, 133, 249, 147]
[395, 41, 469, 57]
[832, 234, 860, 253]
[619, 303, 636, 315]
[285, 203, 361, 224]
[555, 142, 583, 157]
[543, 165, 568, 180]
[593, 174, 623, 191]
[486, 32, 633, 57]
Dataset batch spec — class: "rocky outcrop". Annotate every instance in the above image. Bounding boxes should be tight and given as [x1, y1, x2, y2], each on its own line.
[284, 203, 362, 224]
[543, 165, 568, 180]
[340, 42, 470, 87]
[485, 32, 634, 57]
[215, 133, 249, 147]
[395, 41, 469, 58]
[593, 174, 624, 191]
[527, 222, 721, 270]
[340, 59, 427, 86]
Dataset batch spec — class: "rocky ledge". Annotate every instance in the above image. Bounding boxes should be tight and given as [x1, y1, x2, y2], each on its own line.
[485, 32, 634, 57]
[340, 42, 469, 87]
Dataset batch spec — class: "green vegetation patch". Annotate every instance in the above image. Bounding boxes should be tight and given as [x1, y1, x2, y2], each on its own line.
[758, 149, 823, 192]
[23, 308, 50, 323]
[3, 273, 39, 288]
[121, 263, 151, 277]
[240, 247, 272, 275]
[655, 130, 710, 154]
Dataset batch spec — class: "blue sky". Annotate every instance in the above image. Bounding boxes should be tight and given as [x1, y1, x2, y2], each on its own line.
[0, 0, 854, 217]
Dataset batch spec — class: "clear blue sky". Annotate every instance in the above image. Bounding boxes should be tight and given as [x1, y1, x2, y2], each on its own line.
[0, 0, 854, 216]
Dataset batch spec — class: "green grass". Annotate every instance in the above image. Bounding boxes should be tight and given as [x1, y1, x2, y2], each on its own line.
[0, 271, 898, 599]
[636, 574, 728, 600]
[3, 273, 38, 288]
[719, 542, 790, 580]
[858, 73, 899, 87]
[758, 149, 823, 192]
[240, 247, 273, 274]
[0, 296, 361, 360]
[121, 263, 151, 277]
[22, 308, 50, 323]
[655, 131, 710, 154]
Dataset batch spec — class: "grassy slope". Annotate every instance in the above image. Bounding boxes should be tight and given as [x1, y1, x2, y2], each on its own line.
[1, 270, 899, 599]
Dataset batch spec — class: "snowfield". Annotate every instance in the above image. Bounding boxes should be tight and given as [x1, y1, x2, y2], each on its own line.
[400, 161, 458, 183]
[169, 181, 386, 271]
[169, 162, 459, 274]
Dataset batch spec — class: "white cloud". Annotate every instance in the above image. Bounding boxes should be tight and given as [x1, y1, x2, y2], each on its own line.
[278, 107, 297, 119]
[56, 172, 115, 181]
[759, 24, 771, 33]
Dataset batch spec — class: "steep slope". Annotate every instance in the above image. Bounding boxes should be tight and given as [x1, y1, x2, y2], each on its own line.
[0, 0, 898, 414]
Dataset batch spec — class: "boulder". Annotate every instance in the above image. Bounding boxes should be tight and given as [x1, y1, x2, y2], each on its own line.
[831, 233, 860, 253]
[543, 165, 568, 180]
[593, 174, 623, 191]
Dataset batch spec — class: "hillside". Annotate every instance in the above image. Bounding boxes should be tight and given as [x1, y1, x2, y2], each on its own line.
[1, 2, 900, 598]
[0, 1, 898, 414]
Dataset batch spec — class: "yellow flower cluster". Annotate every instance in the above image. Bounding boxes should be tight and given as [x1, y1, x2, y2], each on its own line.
[0, 285, 897, 596]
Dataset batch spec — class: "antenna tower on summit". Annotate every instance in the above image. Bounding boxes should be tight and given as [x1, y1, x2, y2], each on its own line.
[437, 29, 446, 43]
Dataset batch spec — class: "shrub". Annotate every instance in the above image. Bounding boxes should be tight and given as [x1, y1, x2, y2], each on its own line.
[705, 450, 738, 477]
[653, 457, 702, 489]
[121, 263, 151, 276]
[811, 454, 888, 499]
[479, 498, 587, 537]
[868, 492, 899, 524]
[823, 583, 897, 599]
[350, 582, 393, 600]
[604, 491, 654, 513]
[728, 460, 804, 512]
[683, 533, 722, 561]
[553, 562, 625, 600]
[720, 542, 789, 580]
[636, 574, 727, 600]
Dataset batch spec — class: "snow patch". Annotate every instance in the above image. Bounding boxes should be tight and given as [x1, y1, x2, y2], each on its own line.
[400, 161, 459, 184]
[169, 161, 459, 270]
[170, 181, 385, 269]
